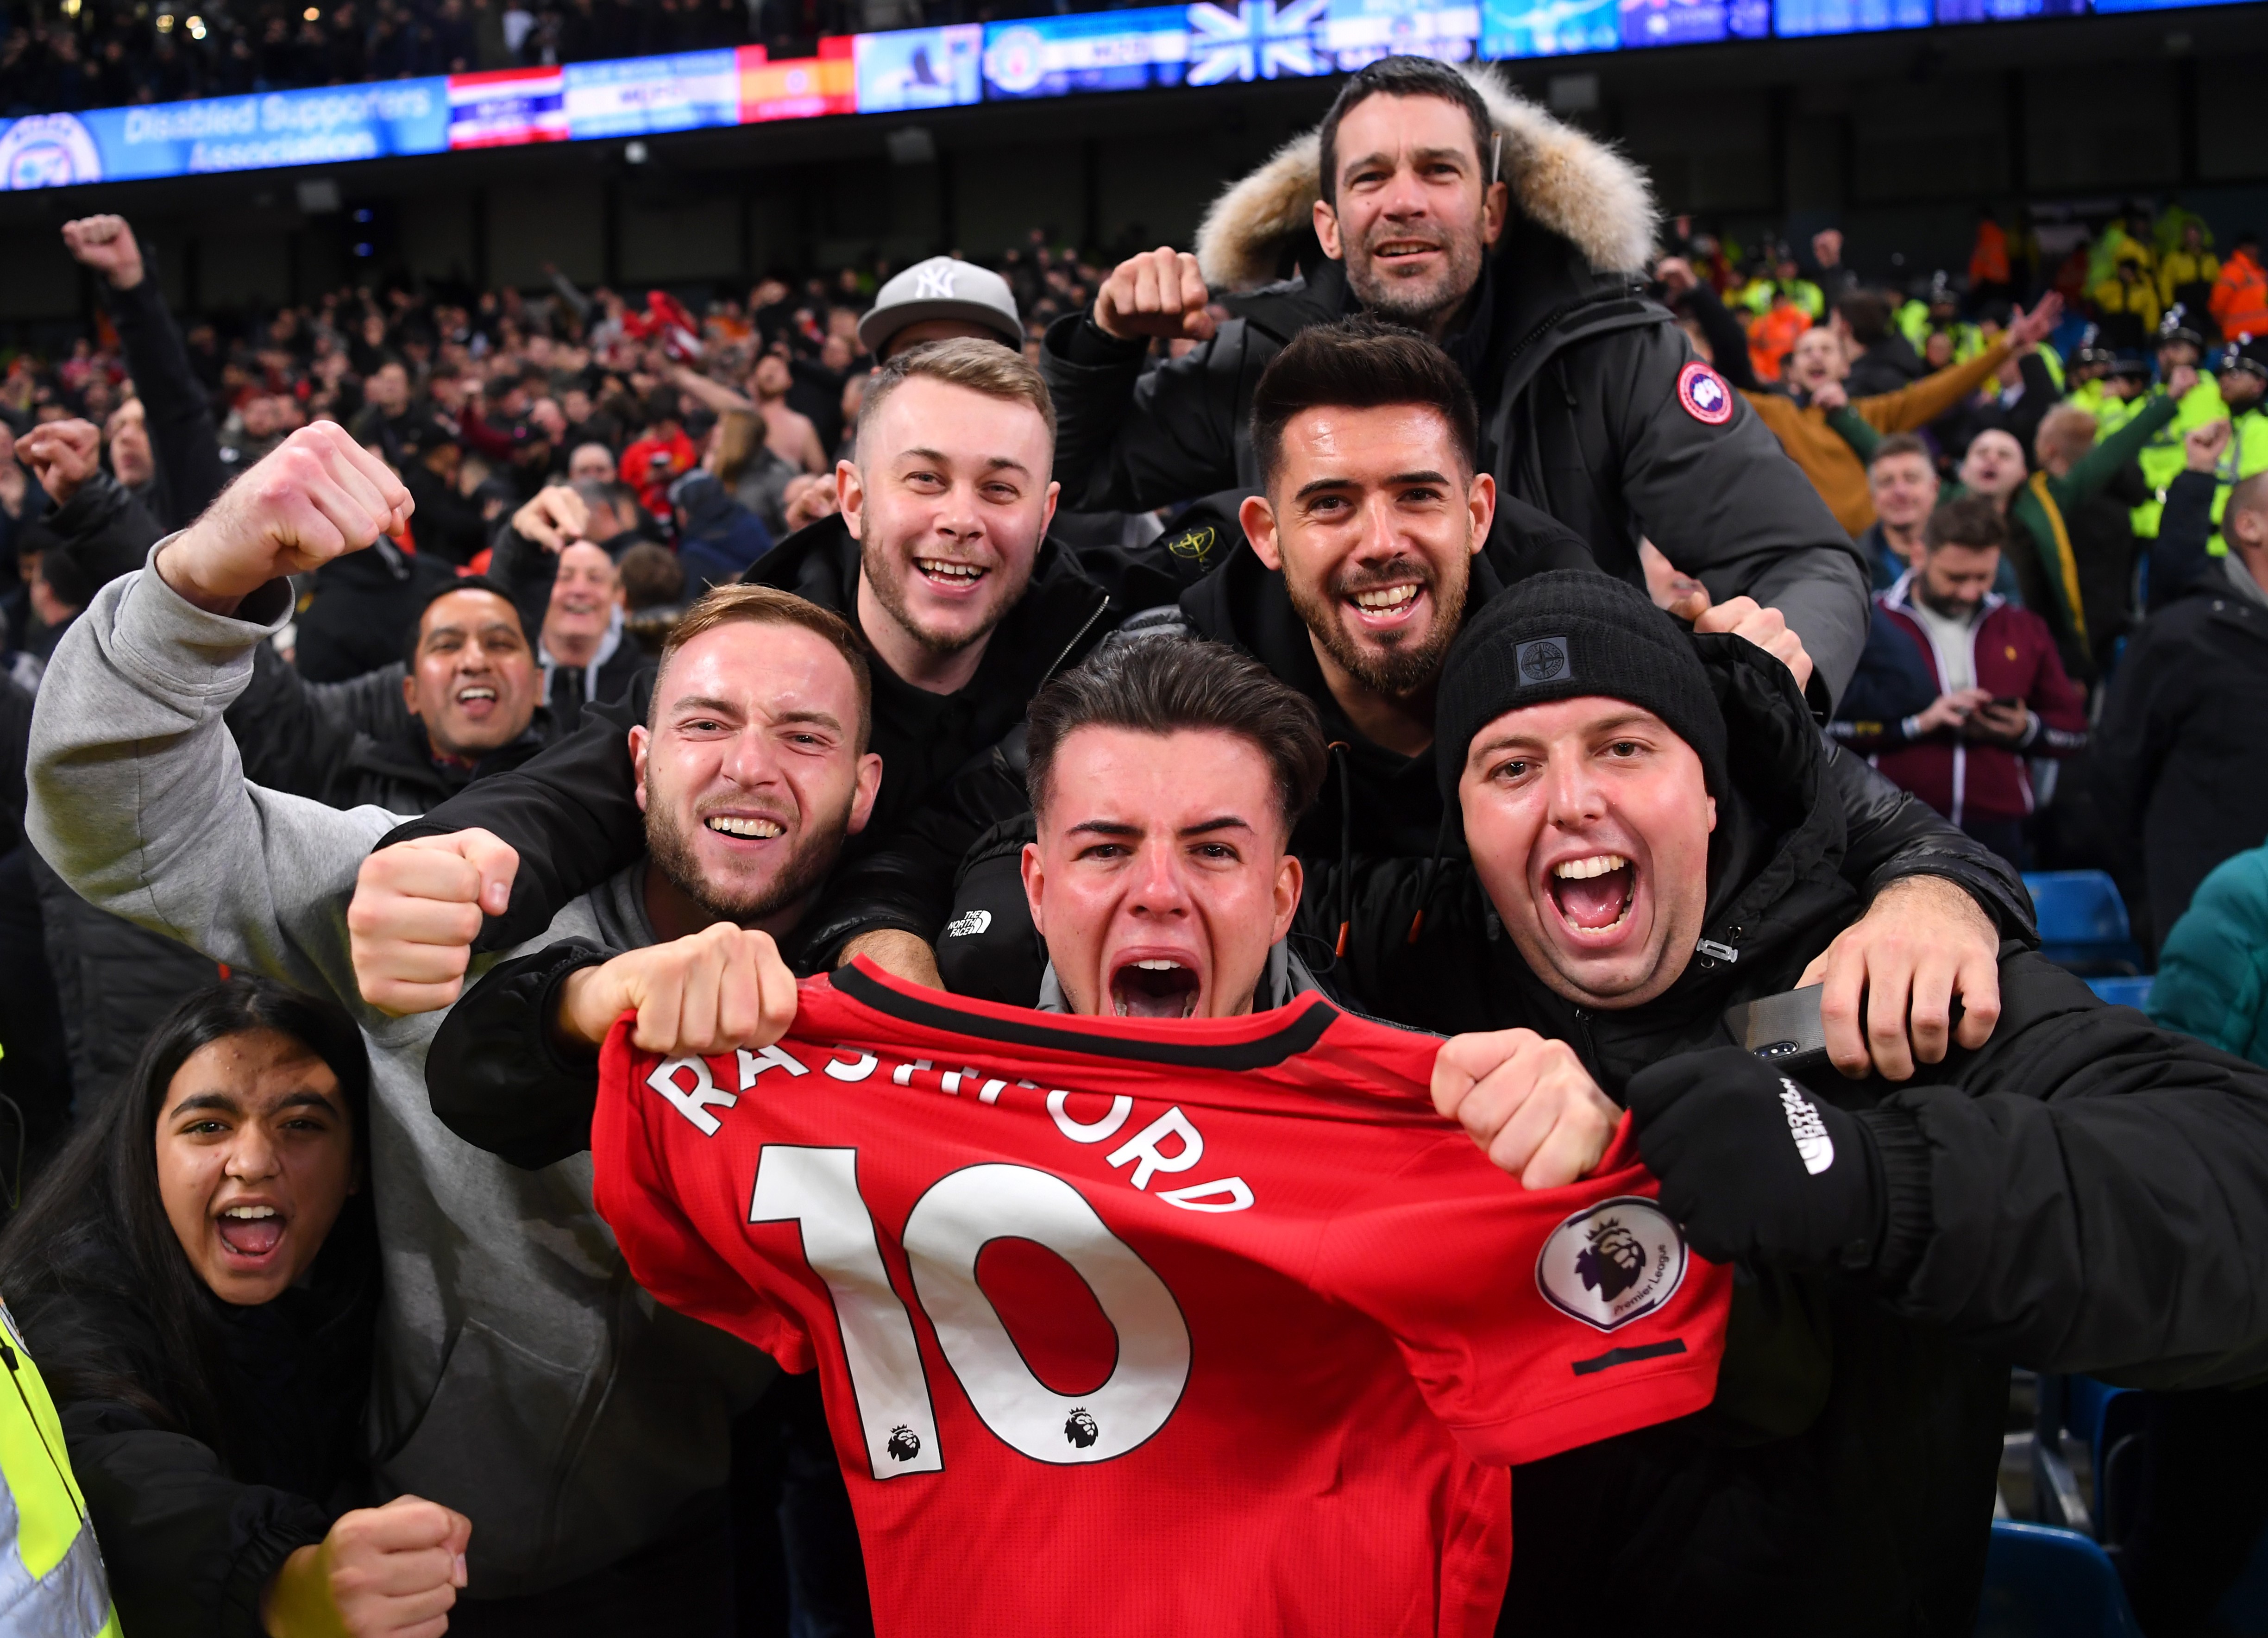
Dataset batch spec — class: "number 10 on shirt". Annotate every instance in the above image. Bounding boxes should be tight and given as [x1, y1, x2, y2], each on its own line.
[748, 1146, 1194, 1479]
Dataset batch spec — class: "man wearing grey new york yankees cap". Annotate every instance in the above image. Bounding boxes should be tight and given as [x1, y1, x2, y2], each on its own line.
[1404, 564, 2268, 1635]
[858, 255, 1023, 360]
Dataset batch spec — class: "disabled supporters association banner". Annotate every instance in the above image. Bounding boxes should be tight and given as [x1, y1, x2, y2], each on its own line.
[0, 80, 448, 189]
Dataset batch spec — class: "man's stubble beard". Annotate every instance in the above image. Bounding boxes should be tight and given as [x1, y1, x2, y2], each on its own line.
[646, 788, 854, 926]
[860, 527, 1034, 656]
[1345, 217, 1489, 337]
[1285, 556, 1470, 701]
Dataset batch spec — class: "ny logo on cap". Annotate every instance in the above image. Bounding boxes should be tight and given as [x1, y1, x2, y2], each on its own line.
[1518, 637, 1570, 683]
[914, 264, 957, 300]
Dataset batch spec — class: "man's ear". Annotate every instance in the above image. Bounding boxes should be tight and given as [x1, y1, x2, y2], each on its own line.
[1706, 795, 1717, 835]
[1466, 471, 1495, 555]
[1272, 852, 1303, 946]
[836, 460, 863, 540]
[629, 724, 652, 815]
[1313, 197, 1344, 263]
[847, 751, 883, 836]
[1481, 177, 1510, 248]
[1240, 494, 1283, 571]
[1040, 477, 1060, 540]
[400, 669, 420, 720]
[1019, 840, 1048, 940]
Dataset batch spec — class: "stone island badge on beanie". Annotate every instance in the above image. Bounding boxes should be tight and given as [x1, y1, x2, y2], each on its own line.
[1434, 569, 1731, 811]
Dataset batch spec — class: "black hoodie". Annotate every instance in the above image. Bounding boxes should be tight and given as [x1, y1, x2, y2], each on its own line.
[1322, 636, 2268, 1635]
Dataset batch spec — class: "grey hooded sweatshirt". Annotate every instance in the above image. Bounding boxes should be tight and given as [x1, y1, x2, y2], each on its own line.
[26, 559, 774, 1600]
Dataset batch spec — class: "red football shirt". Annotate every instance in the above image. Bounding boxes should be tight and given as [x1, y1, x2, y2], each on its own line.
[592, 961, 1729, 1637]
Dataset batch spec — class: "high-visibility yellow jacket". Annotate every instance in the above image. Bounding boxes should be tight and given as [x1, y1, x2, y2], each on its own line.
[0, 1301, 118, 1638]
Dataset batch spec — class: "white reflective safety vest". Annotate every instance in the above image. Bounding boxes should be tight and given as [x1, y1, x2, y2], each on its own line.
[0, 1300, 118, 1638]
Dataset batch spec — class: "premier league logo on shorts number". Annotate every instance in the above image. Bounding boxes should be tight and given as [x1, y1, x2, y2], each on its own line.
[1063, 1408, 1099, 1450]
[886, 1425, 923, 1462]
[1536, 1197, 1690, 1331]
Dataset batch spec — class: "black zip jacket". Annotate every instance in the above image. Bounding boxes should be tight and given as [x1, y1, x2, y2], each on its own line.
[1041, 219, 1870, 707]
[374, 513, 1120, 954]
[922, 537, 2032, 1009]
[12, 1209, 379, 1638]
[2087, 563, 2268, 943]
[1313, 637, 2268, 1634]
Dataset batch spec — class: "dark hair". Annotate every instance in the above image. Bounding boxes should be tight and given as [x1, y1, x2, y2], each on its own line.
[1925, 495, 2008, 553]
[1026, 638, 1327, 833]
[399, 573, 524, 669]
[617, 540, 686, 612]
[1318, 56, 1495, 209]
[1869, 431, 1931, 469]
[0, 979, 373, 1461]
[1250, 316, 1479, 492]
[1835, 290, 1891, 348]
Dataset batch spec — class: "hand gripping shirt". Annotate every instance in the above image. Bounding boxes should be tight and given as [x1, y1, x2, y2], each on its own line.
[591, 961, 1730, 1638]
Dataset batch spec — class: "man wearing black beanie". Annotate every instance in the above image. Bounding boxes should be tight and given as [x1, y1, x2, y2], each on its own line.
[1386, 565, 2268, 1636]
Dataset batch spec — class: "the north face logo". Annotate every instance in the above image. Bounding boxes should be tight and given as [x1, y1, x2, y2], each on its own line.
[1779, 1079, 1834, 1175]
[1574, 1216, 1647, 1302]
[886, 1425, 923, 1462]
[1518, 638, 1569, 682]
[943, 909, 993, 938]
[1064, 1408, 1099, 1449]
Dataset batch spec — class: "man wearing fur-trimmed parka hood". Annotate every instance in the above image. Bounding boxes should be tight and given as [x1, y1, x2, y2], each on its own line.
[1040, 56, 1873, 707]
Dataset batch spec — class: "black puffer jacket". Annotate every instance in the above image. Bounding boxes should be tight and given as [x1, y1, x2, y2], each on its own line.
[12, 1208, 379, 1638]
[374, 513, 1125, 954]
[1317, 637, 2268, 1635]
[1041, 75, 1868, 706]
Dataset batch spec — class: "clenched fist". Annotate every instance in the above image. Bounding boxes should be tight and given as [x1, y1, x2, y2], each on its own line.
[1093, 247, 1217, 344]
[348, 830, 521, 1016]
[17, 419, 101, 507]
[1431, 1028, 1621, 1189]
[156, 423, 412, 616]
[264, 1494, 471, 1638]
[62, 213, 144, 290]
[559, 922, 800, 1056]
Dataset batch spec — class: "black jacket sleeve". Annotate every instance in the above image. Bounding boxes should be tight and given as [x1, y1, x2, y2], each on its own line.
[1828, 742, 2037, 942]
[1040, 311, 1252, 512]
[2146, 470, 2218, 612]
[797, 734, 1031, 967]
[376, 674, 652, 952]
[104, 275, 226, 531]
[65, 1400, 327, 1638]
[2085, 610, 2195, 860]
[35, 472, 166, 605]
[1594, 319, 1872, 713]
[1858, 951, 2268, 1387]
[426, 940, 609, 1168]
[223, 644, 372, 805]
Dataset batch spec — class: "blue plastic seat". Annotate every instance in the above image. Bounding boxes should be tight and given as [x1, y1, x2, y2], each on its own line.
[1974, 1521, 2143, 1638]
[2087, 976, 2154, 1009]
[2024, 872, 2144, 976]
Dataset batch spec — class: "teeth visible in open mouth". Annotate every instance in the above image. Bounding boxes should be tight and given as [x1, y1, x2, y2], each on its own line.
[707, 816, 784, 839]
[916, 559, 986, 584]
[1133, 959, 1184, 971]
[1112, 959, 1200, 1020]
[1353, 586, 1419, 611]
[459, 687, 497, 702]
[1553, 854, 1629, 879]
[221, 1205, 277, 1219]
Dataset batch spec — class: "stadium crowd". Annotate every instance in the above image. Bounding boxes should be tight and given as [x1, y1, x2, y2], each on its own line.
[3, 50, 2268, 1638]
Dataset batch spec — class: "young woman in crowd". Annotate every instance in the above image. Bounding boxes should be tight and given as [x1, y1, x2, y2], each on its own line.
[0, 977, 469, 1638]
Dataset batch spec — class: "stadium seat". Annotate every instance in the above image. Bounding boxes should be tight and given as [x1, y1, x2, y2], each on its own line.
[1973, 1521, 2143, 1638]
[2086, 976, 2154, 1008]
[2023, 872, 2144, 976]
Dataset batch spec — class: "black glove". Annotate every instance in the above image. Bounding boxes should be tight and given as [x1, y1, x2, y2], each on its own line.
[1625, 1047, 1885, 1272]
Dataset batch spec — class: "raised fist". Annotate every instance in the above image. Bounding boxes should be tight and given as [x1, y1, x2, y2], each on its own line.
[1093, 247, 1216, 344]
[62, 214, 144, 290]
[17, 419, 101, 507]
[348, 829, 521, 1016]
[509, 483, 590, 554]
[155, 422, 411, 616]
[2186, 418, 2233, 473]
[559, 922, 800, 1055]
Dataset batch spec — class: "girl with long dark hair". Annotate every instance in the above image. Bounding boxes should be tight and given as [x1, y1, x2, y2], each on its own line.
[0, 976, 469, 1637]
